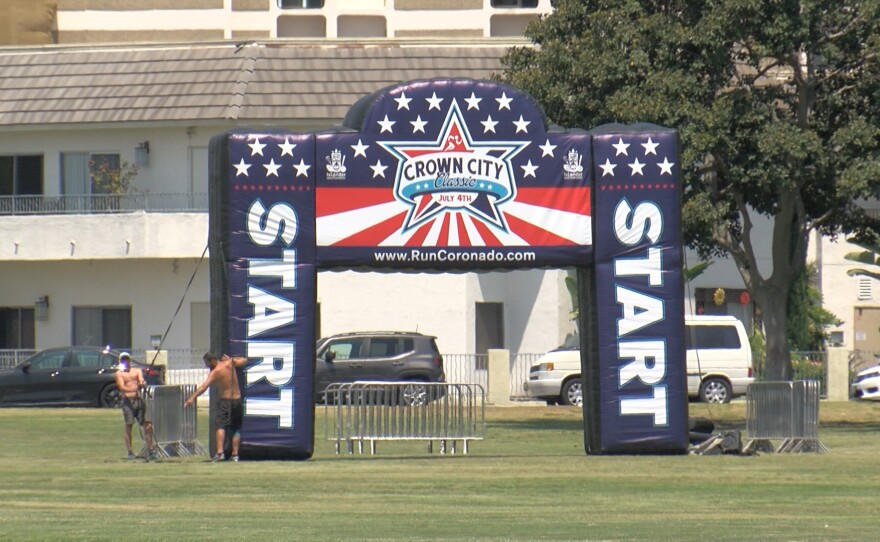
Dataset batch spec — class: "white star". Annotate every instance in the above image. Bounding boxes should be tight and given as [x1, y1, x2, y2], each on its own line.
[426, 92, 443, 110]
[641, 137, 659, 156]
[481, 115, 498, 133]
[278, 138, 296, 157]
[599, 159, 616, 177]
[263, 158, 281, 177]
[521, 160, 538, 178]
[496, 92, 513, 110]
[248, 137, 266, 156]
[539, 139, 557, 157]
[464, 92, 482, 110]
[410, 115, 428, 134]
[233, 159, 251, 176]
[394, 92, 412, 110]
[513, 115, 531, 133]
[377, 115, 395, 134]
[351, 139, 369, 158]
[612, 138, 630, 156]
[293, 159, 311, 177]
[370, 160, 388, 178]
[629, 157, 646, 176]
[658, 157, 675, 175]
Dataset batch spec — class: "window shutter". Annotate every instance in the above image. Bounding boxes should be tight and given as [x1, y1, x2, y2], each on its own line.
[857, 277, 873, 300]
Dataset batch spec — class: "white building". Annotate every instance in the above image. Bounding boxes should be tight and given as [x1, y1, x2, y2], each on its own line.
[0, 0, 867, 363]
[0, 1, 578, 361]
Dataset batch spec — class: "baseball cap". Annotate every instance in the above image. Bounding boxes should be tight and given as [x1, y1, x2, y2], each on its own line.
[119, 352, 132, 361]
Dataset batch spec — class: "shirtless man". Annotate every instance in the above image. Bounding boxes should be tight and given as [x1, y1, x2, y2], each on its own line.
[114, 352, 158, 460]
[185, 353, 247, 462]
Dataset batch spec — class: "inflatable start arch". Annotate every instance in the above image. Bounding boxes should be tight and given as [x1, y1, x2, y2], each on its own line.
[208, 78, 687, 458]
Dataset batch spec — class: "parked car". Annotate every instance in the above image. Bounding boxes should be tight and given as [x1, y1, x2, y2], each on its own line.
[851, 364, 880, 400]
[315, 331, 445, 405]
[524, 315, 754, 406]
[522, 335, 582, 406]
[0, 347, 166, 408]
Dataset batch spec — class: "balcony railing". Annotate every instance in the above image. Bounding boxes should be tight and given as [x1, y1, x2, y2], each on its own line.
[0, 193, 209, 215]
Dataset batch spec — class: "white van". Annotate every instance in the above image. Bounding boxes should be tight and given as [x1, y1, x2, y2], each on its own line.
[523, 315, 754, 406]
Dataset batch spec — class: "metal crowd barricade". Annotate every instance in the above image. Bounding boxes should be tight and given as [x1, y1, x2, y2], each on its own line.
[323, 381, 485, 455]
[743, 380, 828, 454]
[141, 384, 208, 458]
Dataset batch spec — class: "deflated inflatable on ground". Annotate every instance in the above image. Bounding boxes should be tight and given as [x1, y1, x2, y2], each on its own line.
[208, 78, 686, 459]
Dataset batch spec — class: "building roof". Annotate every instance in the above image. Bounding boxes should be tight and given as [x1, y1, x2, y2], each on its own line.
[0, 40, 514, 128]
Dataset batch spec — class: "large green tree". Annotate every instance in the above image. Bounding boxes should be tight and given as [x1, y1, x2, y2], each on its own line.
[500, 0, 880, 380]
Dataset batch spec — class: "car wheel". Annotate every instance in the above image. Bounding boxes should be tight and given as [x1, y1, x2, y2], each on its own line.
[401, 382, 428, 406]
[100, 384, 123, 408]
[560, 378, 583, 407]
[699, 377, 732, 404]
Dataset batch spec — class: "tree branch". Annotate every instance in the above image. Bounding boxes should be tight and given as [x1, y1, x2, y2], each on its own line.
[816, 14, 865, 46]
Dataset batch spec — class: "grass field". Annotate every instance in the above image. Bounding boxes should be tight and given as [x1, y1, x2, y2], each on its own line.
[2, 401, 880, 542]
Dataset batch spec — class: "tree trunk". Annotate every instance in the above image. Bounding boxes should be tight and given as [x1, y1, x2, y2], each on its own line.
[758, 289, 793, 381]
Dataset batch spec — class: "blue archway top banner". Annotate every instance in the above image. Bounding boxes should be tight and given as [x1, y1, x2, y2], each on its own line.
[315, 78, 593, 271]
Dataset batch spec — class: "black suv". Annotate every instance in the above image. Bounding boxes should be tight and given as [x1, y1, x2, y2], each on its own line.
[314, 331, 445, 403]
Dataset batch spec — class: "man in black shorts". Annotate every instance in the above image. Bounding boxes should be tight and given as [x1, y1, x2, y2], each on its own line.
[115, 352, 158, 460]
[185, 352, 247, 461]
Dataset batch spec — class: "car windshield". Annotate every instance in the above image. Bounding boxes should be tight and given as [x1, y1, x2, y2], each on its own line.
[556, 333, 580, 351]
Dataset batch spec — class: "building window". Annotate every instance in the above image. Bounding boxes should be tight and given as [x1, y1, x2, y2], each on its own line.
[491, 0, 539, 7]
[61, 152, 122, 195]
[0, 155, 43, 196]
[475, 302, 504, 369]
[0, 308, 35, 349]
[278, 0, 324, 8]
[73, 307, 132, 349]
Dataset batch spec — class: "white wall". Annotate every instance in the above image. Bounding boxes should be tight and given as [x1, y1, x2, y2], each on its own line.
[56, 0, 554, 39]
[315, 269, 572, 355]
[0, 213, 207, 260]
[1, 259, 208, 350]
[813, 233, 867, 348]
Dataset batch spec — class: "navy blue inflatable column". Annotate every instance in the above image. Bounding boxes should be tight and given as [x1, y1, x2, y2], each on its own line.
[208, 129, 316, 460]
[586, 124, 688, 454]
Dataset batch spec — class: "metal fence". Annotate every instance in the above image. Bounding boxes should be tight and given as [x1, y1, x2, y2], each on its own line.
[743, 380, 827, 453]
[6, 347, 844, 402]
[754, 351, 829, 397]
[141, 384, 207, 458]
[323, 381, 485, 455]
[0, 349, 36, 369]
[443, 353, 488, 390]
[511, 353, 542, 400]
[0, 193, 208, 215]
[157, 349, 839, 401]
[166, 367, 209, 386]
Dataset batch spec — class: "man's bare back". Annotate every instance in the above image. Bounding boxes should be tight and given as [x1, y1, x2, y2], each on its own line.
[185, 354, 246, 406]
[212, 357, 241, 400]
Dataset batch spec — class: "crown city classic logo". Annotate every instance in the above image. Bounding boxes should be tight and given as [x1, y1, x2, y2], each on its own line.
[379, 101, 528, 233]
